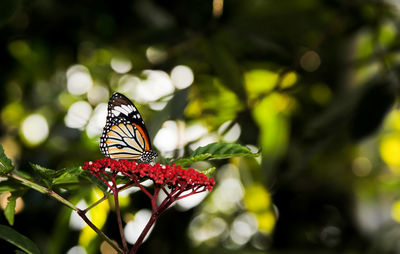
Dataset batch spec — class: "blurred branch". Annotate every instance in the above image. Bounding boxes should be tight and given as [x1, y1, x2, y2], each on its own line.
[8, 172, 124, 254]
[77, 209, 123, 254]
[111, 176, 128, 252]
[9, 172, 76, 210]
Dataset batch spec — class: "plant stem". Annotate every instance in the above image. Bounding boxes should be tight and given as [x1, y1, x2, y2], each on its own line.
[77, 209, 124, 254]
[111, 177, 129, 253]
[125, 173, 153, 199]
[129, 213, 157, 254]
[129, 190, 176, 254]
[10, 172, 124, 254]
[9, 172, 76, 210]
[82, 193, 109, 213]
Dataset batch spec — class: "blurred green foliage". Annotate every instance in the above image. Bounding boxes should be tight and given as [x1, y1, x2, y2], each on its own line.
[1, 0, 400, 253]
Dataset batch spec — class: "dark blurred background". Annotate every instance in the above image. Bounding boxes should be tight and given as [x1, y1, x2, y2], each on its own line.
[1, 0, 400, 253]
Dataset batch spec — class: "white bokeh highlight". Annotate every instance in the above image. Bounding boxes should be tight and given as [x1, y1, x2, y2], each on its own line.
[171, 65, 194, 89]
[183, 123, 209, 144]
[65, 101, 93, 129]
[146, 46, 167, 64]
[189, 133, 219, 151]
[86, 103, 107, 138]
[218, 121, 241, 142]
[111, 57, 132, 74]
[230, 213, 258, 245]
[136, 70, 175, 102]
[87, 85, 109, 105]
[66, 65, 93, 95]
[21, 114, 49, 146]
[118, 70, 175, 103]
[69, 200, 89, 230]
[66, 246, 86, 254]
[188, 215, 227, 245]
[124, 209, 154, 245]
[176, 191, 208, 211]
[153, 120, 178, 157]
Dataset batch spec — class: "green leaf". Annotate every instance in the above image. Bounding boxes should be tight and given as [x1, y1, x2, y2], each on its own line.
[30, 163, 57, 177]
[202, 167, 216, 176]
[4, 195, 16, 225]
[173, 143, 259, 166]
[30, 166, 86, 187]
[4, 191, 26, 226]
[0, 224, 41, 254]
[51, 167, 82, 186]
[191, 142, 259, 160]
[173, 154, 212, 166]
[80, 170, 109, 193]
[0, 145, 14, 175]
[0, 179, 27, 194]
[30, 163, 56, 188]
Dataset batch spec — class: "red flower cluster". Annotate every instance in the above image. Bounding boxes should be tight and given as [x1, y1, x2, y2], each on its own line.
[82, 158, 215, 192]
[82, 158, 215, 254]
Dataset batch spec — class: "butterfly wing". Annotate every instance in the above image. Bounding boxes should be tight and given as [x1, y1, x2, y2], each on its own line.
[107, 93, 152, 144]
[100, 93, 157, 161]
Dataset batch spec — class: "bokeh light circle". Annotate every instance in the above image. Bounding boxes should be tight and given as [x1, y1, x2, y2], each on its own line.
[21, 114, 49, 146]
[66, 65, 93, 95]
[65, 101, 93, 129]
[300, 50, 321, 72]
[111, 57, 132, 74]
[171, 65, 194, 89]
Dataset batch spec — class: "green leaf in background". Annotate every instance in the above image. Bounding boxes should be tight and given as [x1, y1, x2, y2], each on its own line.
[202, 167, 216, 176]
[0, 144, 14, 175]
[31, 165, 89, 187]
[0, 225, 41, 254]
[0, 179, 27, 194]
[173, 154, 212, 166]
[4, 195, 16, 225]
[30, 163, 57, 188]
[51, 167, 83, 186]
[191, 142, 259, 159]
[174, 143, 259, 166]
[79, 170, 109, 193]
[4, 190, 26, 225]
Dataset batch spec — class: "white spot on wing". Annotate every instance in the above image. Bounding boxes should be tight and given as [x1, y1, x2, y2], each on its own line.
[114, 106, 130, 116]
[121, 105, 134, 114]
[112, 110, 121, 116]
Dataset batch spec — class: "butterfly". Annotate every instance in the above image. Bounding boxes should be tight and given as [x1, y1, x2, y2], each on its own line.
[100, 92, 157, 163]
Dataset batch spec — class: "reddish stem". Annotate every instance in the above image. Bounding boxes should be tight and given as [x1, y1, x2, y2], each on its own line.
[111, 176, 129, 253]
[124, 172, 153, 199]
[117, 182, 135, 192]
[93, 173, 109, 188]
[151, 187, 160, 212]
[177, 187, 207, 200]
[129, 192, 175, 254]
[77, 209, 123, 254]
[129, 213, 157, 254]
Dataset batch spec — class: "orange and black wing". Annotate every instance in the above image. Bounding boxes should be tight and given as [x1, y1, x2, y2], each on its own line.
[100, 118, 150, 160]
[100, 93, 157, 162]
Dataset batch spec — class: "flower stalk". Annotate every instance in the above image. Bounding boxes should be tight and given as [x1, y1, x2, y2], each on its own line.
[8, 172, 124, 254]
[8, 158, 215, 254]
[82, 158, 215, 254]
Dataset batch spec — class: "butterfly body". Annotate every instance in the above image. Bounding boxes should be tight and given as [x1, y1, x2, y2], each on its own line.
[100, 93, 157, 162]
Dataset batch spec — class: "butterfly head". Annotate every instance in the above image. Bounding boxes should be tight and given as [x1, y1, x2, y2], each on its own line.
[140, 150, 158, 163]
